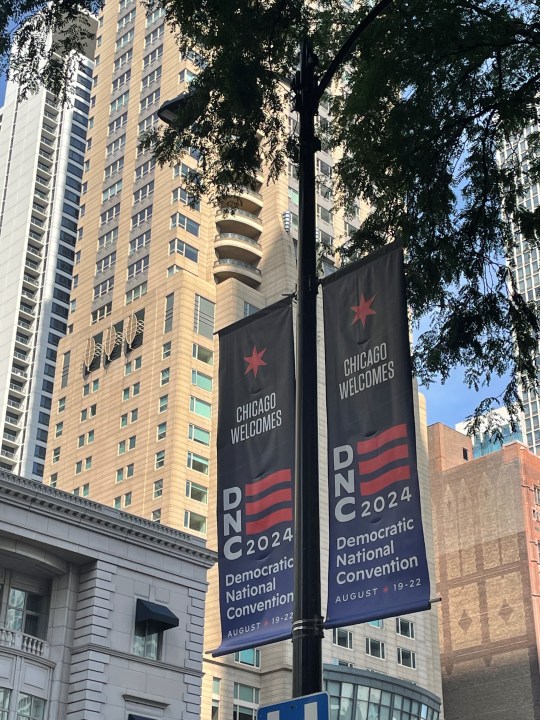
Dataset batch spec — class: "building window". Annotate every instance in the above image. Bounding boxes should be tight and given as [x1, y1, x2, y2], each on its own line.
[152, 509, 161, 522]
[6, 588, 45, 638]
[186, 480, 208, 504]
[80, 404, 97, 421]
[153, 479, 163, 498]
[123, 383, 140, 400]
[190, 396, 211, 419]
[212, 678, 220, 720]
[157, 422, 167, 440]
[162, 341, 172, 359]
[462, 447, 469, 460]
[192, 342, 213, 365]
[164, 293, 174, 333]
[133, 622, 160, 660]
[366, 637, 385, 659]
[169, 237, 198, 261]
[535, 486, 540, 505]
[127, 256, 149, 280]
[191, 369, 212, 391]
[170, 211, 199, 236]
[155, 450, 165, 469]
[234, 648, 261, 667]
[58, 397, 66, 412]
[184, 510, 207, 533]
[125, 464, 134, 478]
[193, 294, 215, 339]
[159, 394, 168, 412]
[243, 301, 260, 317]
[167, 264, 181, 277]
[124, 492, 132, 507]
[332, 628, 352, 649]
[55, 422, 63, 438]
[396, 617, 415, 638]
[0, 688, 10, 720]
[124, 356, 142, 374]
[125, 281, 147, 304]
[52, 447, 61, 464]
[93, 299, 113, 321]
[187, 451, 209, 475]
[160, 368, 170, 385]
[85, 456, 92, 470]
[113, 496, 121, 509]
[233, 683, 259, 720]
[188, 423, 210, 446]
[397, 647, 416, 668]
[118, 436, 136, 454]
[17, 694, 45, 720]
[49, 473, 57, 488]
[368, 619, 383, 629]
[75, 460, 82, 474]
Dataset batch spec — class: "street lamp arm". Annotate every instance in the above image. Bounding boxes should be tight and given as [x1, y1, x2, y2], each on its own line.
[316, 0, 394, 102]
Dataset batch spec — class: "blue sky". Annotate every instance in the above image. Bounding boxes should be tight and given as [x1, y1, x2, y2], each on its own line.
[420, 368, 509, 429]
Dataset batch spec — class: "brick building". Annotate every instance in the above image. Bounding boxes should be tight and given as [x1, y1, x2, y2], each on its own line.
[429, 423, 540, 720]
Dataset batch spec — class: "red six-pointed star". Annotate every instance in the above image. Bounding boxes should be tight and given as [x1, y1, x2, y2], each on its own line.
[351, 294, 376, 327]
[244, 345, 267, 377]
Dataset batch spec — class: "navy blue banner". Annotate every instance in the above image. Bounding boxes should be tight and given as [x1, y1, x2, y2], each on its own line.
[322, 243, 430, 628]
[213, 298, 295, 656]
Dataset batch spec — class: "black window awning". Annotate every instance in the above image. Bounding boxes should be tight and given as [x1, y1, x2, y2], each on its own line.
[135, 598, 179, 631]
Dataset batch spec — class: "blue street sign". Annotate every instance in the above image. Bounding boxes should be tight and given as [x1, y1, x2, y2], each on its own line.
[257, 692, 330, 720]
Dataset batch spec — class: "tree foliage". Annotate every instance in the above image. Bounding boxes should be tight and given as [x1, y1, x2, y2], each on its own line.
[144, 0, 540, 428]
[1, 0, 100, 101]
[6, 0, 540, 426]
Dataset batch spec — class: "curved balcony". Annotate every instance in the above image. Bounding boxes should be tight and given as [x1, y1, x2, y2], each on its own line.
[215, 207, 262, 238]
[213, 258, 262, 288]
[223, 187, 263, 215]
[0, 627, 50, 659]
[215, 233, 262, 264]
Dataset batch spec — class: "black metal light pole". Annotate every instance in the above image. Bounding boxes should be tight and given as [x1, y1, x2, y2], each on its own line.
[291, 0, 393, 698]
[157, 0, 394, 699]
[292, 36, 322, 699]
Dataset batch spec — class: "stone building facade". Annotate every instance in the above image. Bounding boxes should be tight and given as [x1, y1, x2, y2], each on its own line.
[0, 469, 215, 720]
[429, 423, 540, 720]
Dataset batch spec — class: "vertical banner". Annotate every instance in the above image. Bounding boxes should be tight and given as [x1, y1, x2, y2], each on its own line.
[322, 243, 430, 628]
[213, 298, 295, 656]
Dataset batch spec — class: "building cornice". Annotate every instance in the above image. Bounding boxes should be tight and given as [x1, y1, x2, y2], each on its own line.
[0, 470, 216, 568]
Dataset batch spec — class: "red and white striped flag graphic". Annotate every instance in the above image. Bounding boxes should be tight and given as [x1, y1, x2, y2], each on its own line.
[244, 469, 292, 535]
[357, 423, 410, 496]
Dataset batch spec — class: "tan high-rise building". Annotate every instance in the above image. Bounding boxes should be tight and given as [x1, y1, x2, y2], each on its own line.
[44, 1, 443, 716]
